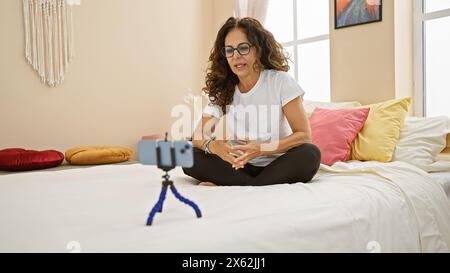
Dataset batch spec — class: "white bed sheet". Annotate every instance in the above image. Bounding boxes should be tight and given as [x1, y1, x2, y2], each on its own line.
[0, 161, 449, 253]
[429, 172, 450, 202]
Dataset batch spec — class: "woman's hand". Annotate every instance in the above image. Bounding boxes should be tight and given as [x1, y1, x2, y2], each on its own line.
[230, 140, 266, 168]
[209, 140, 242, 170]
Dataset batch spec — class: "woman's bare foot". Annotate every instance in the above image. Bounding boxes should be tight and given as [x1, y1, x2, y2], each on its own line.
[199, 181, 217, 187]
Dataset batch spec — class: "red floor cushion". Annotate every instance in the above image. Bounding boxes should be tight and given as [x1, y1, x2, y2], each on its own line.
[0, 148, 64, 172]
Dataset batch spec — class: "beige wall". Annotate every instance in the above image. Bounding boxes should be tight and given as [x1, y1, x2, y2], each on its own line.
[202, 0, 235, 69]
[394, 0, 413, 105]
[330, 0, 413, 109]
[209, 0, 414, 108]
[0, 0, 208, 156]
[330, 0, 395, 105]
[0, 0, 414, 156]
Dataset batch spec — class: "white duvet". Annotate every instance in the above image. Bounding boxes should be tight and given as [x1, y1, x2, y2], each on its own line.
[0, 161, 449, 253]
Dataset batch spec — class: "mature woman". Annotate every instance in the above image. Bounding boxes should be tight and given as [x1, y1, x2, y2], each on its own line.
[183, 17, 321, 186]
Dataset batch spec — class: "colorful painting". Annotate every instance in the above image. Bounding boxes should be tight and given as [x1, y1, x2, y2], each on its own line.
[335, 0, 382, 29]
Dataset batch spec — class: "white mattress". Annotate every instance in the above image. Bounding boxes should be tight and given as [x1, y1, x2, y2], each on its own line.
[430, 172, 450, 202]
[0, 161, 449, 253]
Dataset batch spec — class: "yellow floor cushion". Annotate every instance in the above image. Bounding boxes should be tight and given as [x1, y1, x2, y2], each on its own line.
[351, 97, 412, 162]
[65, 146, 133, 165]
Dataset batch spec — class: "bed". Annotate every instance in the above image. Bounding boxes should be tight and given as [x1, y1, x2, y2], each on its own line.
[0, 160, 449, 253]
[430, 172, 450, 202]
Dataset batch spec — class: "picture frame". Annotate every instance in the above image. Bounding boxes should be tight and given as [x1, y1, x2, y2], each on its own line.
[335, 0, 383, 29]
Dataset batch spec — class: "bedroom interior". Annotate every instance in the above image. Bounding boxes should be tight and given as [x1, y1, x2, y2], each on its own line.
[0, 0, 449, 253]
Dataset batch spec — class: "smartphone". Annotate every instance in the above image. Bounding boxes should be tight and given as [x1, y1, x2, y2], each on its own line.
[138, 140, 157, 165]
[228, 139, 247, 158]
[229, 139, 247, 147]
[138, 140, 194, 168]
[173, 141, 194, 168]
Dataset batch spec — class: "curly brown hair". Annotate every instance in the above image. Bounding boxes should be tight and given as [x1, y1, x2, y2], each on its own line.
[203, 17, 291, 115]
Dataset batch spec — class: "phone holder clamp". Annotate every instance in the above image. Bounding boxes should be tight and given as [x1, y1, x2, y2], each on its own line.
[146, 134, 202, 226]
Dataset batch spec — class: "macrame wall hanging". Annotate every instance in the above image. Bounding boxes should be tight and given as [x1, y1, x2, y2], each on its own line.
[22, 0, 81, 87]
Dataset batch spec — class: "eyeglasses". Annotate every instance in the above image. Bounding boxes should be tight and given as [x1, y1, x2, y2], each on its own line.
[221, 43, 253, 58]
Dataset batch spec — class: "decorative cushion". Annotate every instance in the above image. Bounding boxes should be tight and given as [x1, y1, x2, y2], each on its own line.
[65, 146, 133, 165]
[351, 97, 412, 162]
[303, 100, 362, 113]
[0, 148, 64, 171]
[393, 116, 450, 172]
[310, 107, 370, 166]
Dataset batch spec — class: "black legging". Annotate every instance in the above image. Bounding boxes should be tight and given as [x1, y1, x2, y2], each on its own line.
[182, 143, 321, 186]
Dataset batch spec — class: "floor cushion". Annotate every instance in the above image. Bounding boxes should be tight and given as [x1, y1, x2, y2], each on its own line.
[0, 148, 64, 171]
[65, 146, 133, 165]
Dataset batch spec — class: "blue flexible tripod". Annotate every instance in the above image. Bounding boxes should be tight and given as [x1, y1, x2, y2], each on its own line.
[146, 135, 202, 226]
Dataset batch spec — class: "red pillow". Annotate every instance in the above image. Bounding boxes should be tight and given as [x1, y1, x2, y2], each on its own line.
[310, 107, 370, 166]
[0, 148, 64, 172]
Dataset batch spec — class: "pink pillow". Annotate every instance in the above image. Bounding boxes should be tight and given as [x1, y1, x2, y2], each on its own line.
[310, 107, 370, 166]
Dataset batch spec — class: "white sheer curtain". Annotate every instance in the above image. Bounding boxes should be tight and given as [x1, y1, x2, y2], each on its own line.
[234, 0, 269, 24]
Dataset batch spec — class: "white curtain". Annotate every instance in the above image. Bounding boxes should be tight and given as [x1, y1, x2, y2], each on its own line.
[234, 0, 269, 25]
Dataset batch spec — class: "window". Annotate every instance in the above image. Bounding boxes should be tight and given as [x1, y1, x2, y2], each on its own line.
[414, 0, 450, 117]
[265, 0, 330, 102]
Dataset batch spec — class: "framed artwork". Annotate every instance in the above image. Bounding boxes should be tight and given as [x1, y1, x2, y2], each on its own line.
[335, 0, 382, 29]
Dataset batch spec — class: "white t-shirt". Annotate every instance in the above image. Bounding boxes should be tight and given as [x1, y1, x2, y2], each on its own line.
[203, 69, 305, 167]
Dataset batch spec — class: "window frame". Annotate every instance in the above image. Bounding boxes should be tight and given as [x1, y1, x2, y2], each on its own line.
[413, 0, 450, 117]
[268, 0, 330, 100]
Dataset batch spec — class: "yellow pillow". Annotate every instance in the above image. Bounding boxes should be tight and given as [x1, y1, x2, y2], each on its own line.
[351, 97, 411, 162]
[65, 146, 133, 165]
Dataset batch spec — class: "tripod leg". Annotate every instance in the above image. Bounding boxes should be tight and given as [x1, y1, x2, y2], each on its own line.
[170, 185, 202, 218]
[146, 184, 168, 225]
